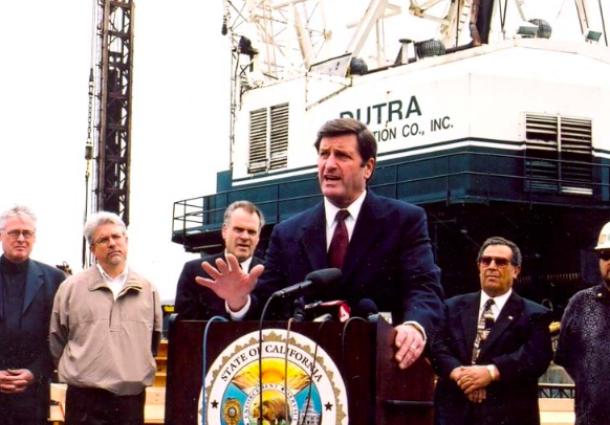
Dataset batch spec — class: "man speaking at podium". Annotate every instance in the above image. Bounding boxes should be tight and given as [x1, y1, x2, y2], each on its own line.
[197, 117, 444, 369]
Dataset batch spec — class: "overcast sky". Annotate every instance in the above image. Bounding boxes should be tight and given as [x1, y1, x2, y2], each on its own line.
[0, 1, 605, 301]
[0, 1, 230, 301]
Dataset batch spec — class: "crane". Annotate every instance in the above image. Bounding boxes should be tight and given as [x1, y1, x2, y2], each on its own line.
[83, 0, 134, 266]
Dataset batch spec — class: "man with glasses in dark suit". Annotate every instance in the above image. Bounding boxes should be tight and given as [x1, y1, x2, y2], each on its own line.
[431, 236, 552, 425]
[0, 205, 65, 425]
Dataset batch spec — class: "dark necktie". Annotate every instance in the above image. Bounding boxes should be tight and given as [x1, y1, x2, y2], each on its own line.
[328, 210, 350, 269]
[471, 298, 495, 364]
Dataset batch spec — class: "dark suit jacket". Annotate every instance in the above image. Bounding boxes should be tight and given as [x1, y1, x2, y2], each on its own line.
[430, 291, 553, 425]
[175, 253, 264, 320]
[0, 258, 65, 417]
[251, 190, 443, 331]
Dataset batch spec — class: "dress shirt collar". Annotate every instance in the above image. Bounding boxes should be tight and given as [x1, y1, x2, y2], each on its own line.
[96, 263, 129, 299]
[231, 252, 252, 272]
[96, 263, 128, 282]
[324, 190, 367, 248]
[324, 190, 367, 227]
[480, 289, 512, 319]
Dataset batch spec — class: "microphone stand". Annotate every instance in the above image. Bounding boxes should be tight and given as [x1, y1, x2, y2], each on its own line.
[299, 318, 330, 425]
[257, 293, 279, 425]
[256, 268, 341, 424]
[200, 315, 228, 425]
[283, 317, 296, 424]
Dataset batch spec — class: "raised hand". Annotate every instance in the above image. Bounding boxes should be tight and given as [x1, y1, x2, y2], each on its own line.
[195, 253, 265, 311]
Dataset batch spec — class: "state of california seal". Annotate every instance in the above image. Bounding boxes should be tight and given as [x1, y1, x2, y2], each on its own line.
[199, 329, 349, 425]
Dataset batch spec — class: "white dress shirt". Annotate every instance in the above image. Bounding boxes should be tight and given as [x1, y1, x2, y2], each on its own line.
[96, 263, 128, 300]
[479, 289, 512, 320]
[324, 190, 367, 249]
[226, 255, 254, 319]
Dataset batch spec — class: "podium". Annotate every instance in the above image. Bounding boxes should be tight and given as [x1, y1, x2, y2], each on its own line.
[165, 316, 434, 425]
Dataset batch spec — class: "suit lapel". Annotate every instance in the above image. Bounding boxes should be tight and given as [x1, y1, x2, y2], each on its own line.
[479, 292, 523, 358]
[23, 261, 43, 315]
[0, 273, 4, 320]
[299, 192, 386, 278]
[341, 192, 383, 282]
[462, 293, 481, 360]
[300, 203, 328, 271]
[250, 255, 264, 271]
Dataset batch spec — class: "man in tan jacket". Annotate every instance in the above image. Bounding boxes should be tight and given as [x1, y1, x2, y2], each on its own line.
[49, 211, 162, 425]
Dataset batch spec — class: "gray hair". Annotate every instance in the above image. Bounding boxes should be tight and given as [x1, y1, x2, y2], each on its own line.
[477, 236, 522, 267]
[223, 201, 265, 229]
[84, 211, 127, 245]
[0, 205, 37, 231]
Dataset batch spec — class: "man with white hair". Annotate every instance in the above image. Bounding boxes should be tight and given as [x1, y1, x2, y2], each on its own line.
[0, 205, 65, 425]
[556, 221, 610, 425]
[49, 211, 162, 425]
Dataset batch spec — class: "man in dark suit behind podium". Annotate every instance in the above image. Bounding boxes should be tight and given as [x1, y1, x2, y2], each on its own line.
[430, 236, 552, 425]
[175, 201, 264, 320]
[196, 118, 444, 369]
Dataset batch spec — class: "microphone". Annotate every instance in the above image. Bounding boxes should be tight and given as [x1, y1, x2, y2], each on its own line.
[352, 298, 380, 322]
[304, 299, 350, 322]
[272, 268, 342, 299]
[313, 313, 333, 322]
[304, 300, 323, 311]
[304, 299, 346, 311]
[292, 297, 306, 322]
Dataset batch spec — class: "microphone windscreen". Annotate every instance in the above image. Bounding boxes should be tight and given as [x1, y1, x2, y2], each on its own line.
[352, 298, 379, 318]
[305, 268, 342, 287]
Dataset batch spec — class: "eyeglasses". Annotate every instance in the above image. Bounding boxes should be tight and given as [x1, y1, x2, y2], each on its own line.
[479, 256, 511, 268]
[598, 251, 610, 261]
[93, 233, 125, 246]
[5, 229, 35, 240]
